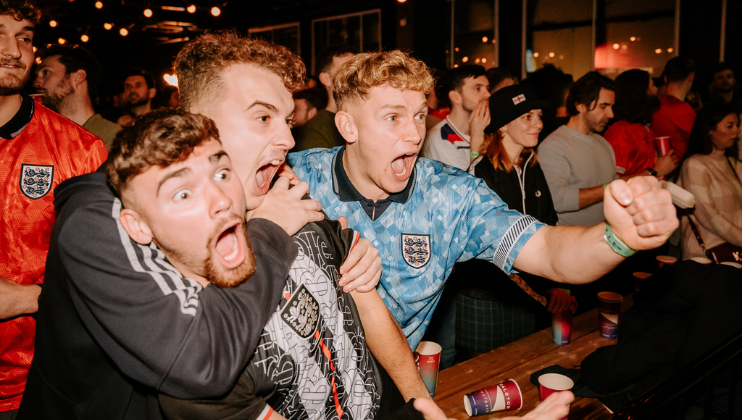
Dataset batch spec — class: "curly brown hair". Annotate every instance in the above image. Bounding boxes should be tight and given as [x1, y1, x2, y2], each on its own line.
[107, 108, 220, 194]
[174, 30, 306, 113]
[0, 0, 40, 26]
[332, 50, 434, 111]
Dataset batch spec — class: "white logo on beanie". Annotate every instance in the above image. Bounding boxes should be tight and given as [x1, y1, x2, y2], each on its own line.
[512, 94, 526, 104]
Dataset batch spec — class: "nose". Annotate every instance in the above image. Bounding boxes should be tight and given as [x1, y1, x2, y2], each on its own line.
[534, 115, 544, 131]
[208, 180, 234, 218]
[0, 37, 21, 60]
[404, 116, 424, 145]
[482, 90, 491, 100]
[606, 106, 614, 120]
[274, 119, 295, 151]
[32, 74, 42, 89]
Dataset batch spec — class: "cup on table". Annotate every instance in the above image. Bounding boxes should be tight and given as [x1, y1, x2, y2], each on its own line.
[632, 272, 652, 293]
[463, 379, 523, 416]
[597, 292, 622, 339]
[552, 308, 573, 345]
[654, 136, 671, 156]
[688, 257, 712, 265]
[538, 373, 575, 420]
[656, 255, 677, 270]
[416, 341, 442, 397]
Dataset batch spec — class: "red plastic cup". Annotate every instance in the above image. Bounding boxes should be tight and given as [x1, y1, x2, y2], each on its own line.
[633, 272, 652, 293]
[656, 255, 677, 270]
[655, 136, 670, 156]
[598, 292, 622, 339]
[539, 373, 574, 420]
[464, 379, 523, 416]
[415, 341, 442, 397]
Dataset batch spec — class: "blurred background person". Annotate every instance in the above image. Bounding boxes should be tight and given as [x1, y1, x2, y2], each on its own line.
[650, 56, 696, 159]
[157, 85, 180, 109]
[707, 62, 742, 114]
[521, 64, 573, 141]
[33, 45, 121, 150]
[117, 68, 157, 125]
[292, 86, 327, 129]
[604, 69, 677, 179]
[678, 103, 742, 261]
[485, 67, 515, 94]
[426, 68, 448, 131]
[451, 84, 576, 362]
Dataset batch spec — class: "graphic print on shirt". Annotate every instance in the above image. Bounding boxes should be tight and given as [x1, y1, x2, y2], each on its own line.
[20, 164, 54, 199]
[402, 234, 431, 268]
[441, 123, 464, 145]
[247, 227, 381, 420]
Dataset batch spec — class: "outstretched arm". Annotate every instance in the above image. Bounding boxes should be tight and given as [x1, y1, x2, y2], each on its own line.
[514, 177, 677, 283]
[352, 289, 430, 402]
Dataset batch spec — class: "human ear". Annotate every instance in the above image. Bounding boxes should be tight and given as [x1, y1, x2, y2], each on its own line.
[576, 102, 587, 114]
[335, 111, 357, 144]
[319, 72, 333, 88]
[119, 208, 153, 245]
[148, 87, 157, 100]
[70, 69, 87, 88]
[449, 90, 462, 107]
[307, 107, 317, 120]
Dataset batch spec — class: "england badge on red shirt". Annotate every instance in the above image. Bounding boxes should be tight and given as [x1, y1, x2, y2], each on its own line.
[512, 94, 526, 104]
[20, 164, 54, 199]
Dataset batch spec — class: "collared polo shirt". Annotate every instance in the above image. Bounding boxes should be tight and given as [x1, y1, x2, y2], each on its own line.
[288, 146, 544, 349]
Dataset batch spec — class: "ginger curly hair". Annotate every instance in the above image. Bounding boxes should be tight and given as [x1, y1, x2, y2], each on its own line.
[332, 50, 434, 111]
[174, 30, 306, 113]
[0, 0, 40, 26]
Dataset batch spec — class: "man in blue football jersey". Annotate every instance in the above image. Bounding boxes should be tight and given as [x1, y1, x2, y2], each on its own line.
[287, 50, 679, 351]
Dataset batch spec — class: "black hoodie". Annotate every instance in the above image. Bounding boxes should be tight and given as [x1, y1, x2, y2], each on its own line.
[18, 166, 297, 420]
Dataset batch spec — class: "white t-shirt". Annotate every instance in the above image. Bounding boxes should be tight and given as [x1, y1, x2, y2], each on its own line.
[422, 117, 471, 171]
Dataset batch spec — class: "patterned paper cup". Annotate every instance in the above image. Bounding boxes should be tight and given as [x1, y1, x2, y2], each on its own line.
[539, 373, 574, 420]
[416, 341, 442, 397]
[463, 379, 523, 416]
[551, 309, 573, 345]
[597, 292, 622, 339]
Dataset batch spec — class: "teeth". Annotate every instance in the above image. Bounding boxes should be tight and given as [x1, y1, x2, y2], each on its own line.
[270, 160, 280, 165]
[224, 233, 239, 261]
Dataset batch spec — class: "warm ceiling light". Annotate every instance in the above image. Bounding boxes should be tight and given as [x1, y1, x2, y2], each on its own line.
[630, 37, 636, 41]
[667, 47, 674, 53]
[455, 47, 459, 52]
[549, 52, 555, 58]
[482, 58, 487, 63]
[211, 6, 221, 16]
[482, 36, 488, 43]
[612, 43, 620, 49]
[462, 56, 468, 63]
[533, 52, 539, 58]
[58, 37, 66, 45]
[104, 23, 113, 30]
[453, 64, 459, 68]
[144, 8, 153, 17]
[187, 4, 196, 13]
[32, 46, 37, 52]
[397, 0, 407, 2]
[81, 34, 89, 42]
[35, 56, 41, 64]
[120, 28, 129, 36]
[655, 48, 662, 54]
[163, 74, 178, 87]
[49, 20, 57, 27]
[475, 58, 481, 64]
[95, 1, 103, 9]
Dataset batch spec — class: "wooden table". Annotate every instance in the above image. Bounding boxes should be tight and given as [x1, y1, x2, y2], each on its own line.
[433, 296, 634, 419]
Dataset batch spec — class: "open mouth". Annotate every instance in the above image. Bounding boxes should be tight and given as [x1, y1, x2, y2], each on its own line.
[391, 152, 417, 181]
[214, 222, 245, 268]
[253, 159, 282, 193]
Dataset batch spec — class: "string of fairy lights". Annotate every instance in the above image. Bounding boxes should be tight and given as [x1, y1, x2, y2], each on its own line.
[43, 1, 225, 46]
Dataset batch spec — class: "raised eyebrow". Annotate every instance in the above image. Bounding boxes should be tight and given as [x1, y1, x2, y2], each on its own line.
[210, 150, 228, 164]
[247, 100, 278, 113]
[156, 167, 192, 197]
[380, 104, 407, 111]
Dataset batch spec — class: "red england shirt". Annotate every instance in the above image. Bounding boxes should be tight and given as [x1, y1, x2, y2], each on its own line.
[0, 96, 107, 411]
[604, 120, 657, 177]
[650, 95, 696, 159]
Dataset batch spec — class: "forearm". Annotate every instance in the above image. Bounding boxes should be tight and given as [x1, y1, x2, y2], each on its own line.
[0, 281, 41, 319]
[514, 224, 624, 284]
[351, 290, 430, 401]
[578, 185, 606, 209]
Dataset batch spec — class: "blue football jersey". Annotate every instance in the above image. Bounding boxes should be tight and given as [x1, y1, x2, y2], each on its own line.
[288, 147, 544, 349]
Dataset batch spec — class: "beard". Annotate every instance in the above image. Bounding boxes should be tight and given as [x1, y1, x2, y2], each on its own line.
[127, 93, 150, 107]
[42, 77, 75, 112]
[0, 59, 29, 96]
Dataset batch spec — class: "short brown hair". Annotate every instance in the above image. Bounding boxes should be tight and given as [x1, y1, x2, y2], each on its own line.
[0, 0, 40, 26]
[174, 30, 306, 112]
[332, 50, 434, 111]
[107, 108, 220, 193]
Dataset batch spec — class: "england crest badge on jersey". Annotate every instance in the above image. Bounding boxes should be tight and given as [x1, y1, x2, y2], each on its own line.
[20, 164, 54, 200]
[402, 234, 431, 268]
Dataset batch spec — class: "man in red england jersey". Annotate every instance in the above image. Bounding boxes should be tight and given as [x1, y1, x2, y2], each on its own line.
[650, 56, 696, 159]
[0, 1, 107, 417]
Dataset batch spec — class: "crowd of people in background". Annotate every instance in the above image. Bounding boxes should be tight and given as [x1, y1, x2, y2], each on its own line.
[1, 0, 740, 419]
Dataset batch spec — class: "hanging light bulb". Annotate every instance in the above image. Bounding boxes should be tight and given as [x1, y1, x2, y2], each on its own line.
[144, 8, 153, 17]
[49, 20, 57, 27]
[211, 6, 221, 16]
[120, 28, 129, 36]
[81, 34, 89, 42]
[104, 23, 113, 30]
[95, 1, 103, 9]
[58, 38, 66, 45]
[187, 4, 196, 13]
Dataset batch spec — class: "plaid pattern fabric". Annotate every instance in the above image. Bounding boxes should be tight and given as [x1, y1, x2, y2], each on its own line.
[287, 147, 544, 350]
[455, 293, 540, 353]
[678, 151, 742, 258]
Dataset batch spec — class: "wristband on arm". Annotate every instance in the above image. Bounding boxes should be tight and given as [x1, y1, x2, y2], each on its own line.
[604, 223, 636, 257]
